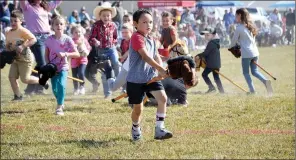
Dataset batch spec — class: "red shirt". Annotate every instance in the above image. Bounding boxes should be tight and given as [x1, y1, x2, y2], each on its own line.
[88, 20, 117, 48]
[120, 39, 130, 56]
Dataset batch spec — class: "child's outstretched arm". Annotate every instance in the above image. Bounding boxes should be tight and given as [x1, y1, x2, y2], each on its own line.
[138, 48, 166, 77]
[57, 51, 79, 58]
[154, 51, 163, 67]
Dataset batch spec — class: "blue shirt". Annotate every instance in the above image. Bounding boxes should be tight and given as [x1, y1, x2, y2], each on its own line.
[0, 2, 10, 18]
[223, 12, 235, 27]
[68, 16, 80, 24]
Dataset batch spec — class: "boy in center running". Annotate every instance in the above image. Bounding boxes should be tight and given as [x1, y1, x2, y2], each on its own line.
[127, 9, 173, 141]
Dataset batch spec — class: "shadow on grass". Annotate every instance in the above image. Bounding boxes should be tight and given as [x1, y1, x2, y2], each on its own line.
[1, 140, 110, 148]
[0, 110, 25, 115]
[62, 137, 131, 148]
[63, 139, 111, 148]
[0, 108, 48, 115]
[64, 107, 96, 113]
[2, 137, 130, 149]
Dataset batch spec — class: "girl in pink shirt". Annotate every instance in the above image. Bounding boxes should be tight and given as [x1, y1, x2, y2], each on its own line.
[70, 25, 91, 95]
[20, 0, 62, 95]
[45, 16, 79, 116]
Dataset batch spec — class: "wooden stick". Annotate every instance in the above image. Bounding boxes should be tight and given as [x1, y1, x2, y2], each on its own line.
[214, 70, 248, 93]
[32, 69, 84, 83]
[143, 96, 149, 104]
[252, 61, 277, 80]
[111, 93, 128, 103]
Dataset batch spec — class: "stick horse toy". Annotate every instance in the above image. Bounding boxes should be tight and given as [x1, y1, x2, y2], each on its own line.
[228, 45, 277, 80]
[111, 55, 198, 103]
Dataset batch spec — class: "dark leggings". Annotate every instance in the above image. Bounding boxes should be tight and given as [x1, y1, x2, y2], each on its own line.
[72, 64, 86, 90]
[202, 67, 224, 93]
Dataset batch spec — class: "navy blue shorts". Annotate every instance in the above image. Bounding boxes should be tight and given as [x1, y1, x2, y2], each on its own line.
[127, 81, 164, 104]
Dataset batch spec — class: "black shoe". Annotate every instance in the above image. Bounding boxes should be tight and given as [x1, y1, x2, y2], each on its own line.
[11, 95, 23, 101]
[205, 87, 216, 94]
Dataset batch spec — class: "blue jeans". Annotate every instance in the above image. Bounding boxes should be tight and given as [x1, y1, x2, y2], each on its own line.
[0, 16, 10, 27]
[51, 71, 68, 105]
[97, 47, 121, 97]
[202, 68, 224, 93]
[25, 33, 49, 94]
[242, 57, 267, 93]
[72, 64, 86, 90]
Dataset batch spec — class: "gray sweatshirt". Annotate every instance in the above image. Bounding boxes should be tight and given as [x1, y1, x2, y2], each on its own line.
[230, 24, 259, 58]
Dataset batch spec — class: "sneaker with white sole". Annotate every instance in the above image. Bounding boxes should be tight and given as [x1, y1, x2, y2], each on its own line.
[74, 89, 80, 95]
[154, 127, 173, 140]
[79, 86, 85, 95]
[264, 80, 273, 96]
[55, 105, 64, 116]
[131, 126, 142, 141]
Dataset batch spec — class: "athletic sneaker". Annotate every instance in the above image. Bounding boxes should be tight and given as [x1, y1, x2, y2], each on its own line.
[11, 95, 23, 101]
[264, 80, 273, 96]
[73, 89, 80, 95]
[43, 83, 49, 90]
[246, 91, 257, 95]
[205, 87, 216, 94]
[131, 126, 142, 141]
[79, 86, 85, 95]
[55, 105, 64, 116]
[154, 127, 173, 140]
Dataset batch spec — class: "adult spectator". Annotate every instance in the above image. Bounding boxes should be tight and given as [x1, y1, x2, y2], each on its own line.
[223, 8, 235, 33]
[256, 21, 270, 47]
[269, 21, 283, 46]
[68, 10, 80, 25]
[285, 8, 295, 44]
[228, 8, 235, 24]
[269, 8, 282, 25]
[79, 6, 91, 21]
[180, 7, 195, 25]
[20, 0, 62, 95]
[8, 0, 18, 13]
[112, 1, 124, 38]
[0, 0, 11, 27]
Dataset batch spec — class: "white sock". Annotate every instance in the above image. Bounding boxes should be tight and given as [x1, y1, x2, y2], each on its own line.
[132, 121, 139, 129]
[156, 113, 166, 128]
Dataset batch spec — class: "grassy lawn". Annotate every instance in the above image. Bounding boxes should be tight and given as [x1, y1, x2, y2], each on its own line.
[1, 46, 295, 159]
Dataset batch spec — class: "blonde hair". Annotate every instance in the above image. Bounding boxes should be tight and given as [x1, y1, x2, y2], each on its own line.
[70, 24, 83, 34]
[51, 15, 66, 27]
[121, 23, 133, 33]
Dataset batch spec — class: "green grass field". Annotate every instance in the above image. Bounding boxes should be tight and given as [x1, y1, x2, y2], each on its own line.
[1, 46, 295, 159]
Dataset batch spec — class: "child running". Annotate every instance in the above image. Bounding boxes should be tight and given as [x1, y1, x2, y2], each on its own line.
[45, 16, 79, 115]
[5, 10, 46, 101]
[127, 9, 173, 141]
[195, 27, 225, 94]
[70, 25, 91, 95]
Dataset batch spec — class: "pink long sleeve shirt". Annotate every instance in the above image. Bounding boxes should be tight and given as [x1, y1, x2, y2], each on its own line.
[20, 0, 62, 34]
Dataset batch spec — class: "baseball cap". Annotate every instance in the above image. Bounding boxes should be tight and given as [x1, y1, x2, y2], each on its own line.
[200, 27, 216, 35]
